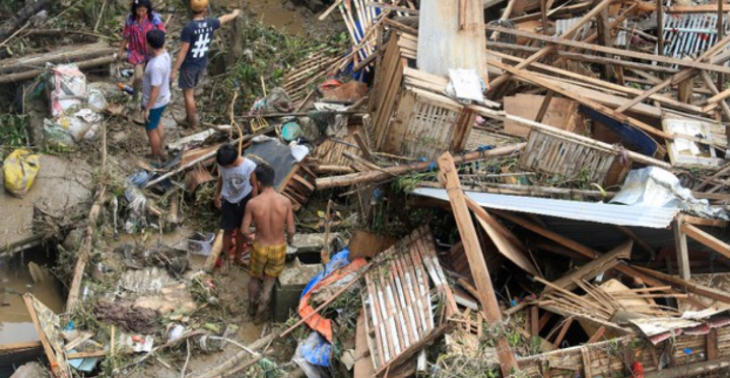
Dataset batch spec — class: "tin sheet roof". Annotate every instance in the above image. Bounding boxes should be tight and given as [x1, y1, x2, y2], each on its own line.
[412, 188, 680, 229]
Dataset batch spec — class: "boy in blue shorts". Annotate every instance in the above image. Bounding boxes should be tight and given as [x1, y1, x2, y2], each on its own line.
[142, 29, 171, 159]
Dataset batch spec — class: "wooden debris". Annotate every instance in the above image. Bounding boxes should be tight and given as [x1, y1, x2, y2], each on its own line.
[437, 152, 519, 376]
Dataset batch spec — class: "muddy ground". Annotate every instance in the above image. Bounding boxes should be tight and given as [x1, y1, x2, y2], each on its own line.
[1, 0, 346, 376]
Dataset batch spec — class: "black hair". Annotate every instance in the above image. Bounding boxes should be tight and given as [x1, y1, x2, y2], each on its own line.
[216, 144, 239, 166]
[256, 164, 275, 188]
[130, 0, 154, 22]
[146, 29, 165, 49]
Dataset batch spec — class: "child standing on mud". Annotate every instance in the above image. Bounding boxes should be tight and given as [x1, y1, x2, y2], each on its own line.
[117, 0, 166, 121]
[215, 144, 258, 272]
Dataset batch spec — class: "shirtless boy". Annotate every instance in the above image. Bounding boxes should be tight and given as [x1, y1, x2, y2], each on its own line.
[240, 164, 295, 322]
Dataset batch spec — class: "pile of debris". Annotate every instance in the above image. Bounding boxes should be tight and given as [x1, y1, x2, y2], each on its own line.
[7, 0, 730, 377]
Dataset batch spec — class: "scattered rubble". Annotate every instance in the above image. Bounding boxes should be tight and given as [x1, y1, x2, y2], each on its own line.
[5, 0, 730, 377]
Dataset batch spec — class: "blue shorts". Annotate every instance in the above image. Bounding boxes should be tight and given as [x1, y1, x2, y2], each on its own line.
[145, 105, 167, 131]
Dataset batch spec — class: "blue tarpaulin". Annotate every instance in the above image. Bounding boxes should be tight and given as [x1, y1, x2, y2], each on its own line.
[298, 249, 352, 367]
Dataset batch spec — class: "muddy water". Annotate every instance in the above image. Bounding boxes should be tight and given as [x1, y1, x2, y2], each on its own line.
[237, 0, 308, 36]
[0, 253, 64, 344]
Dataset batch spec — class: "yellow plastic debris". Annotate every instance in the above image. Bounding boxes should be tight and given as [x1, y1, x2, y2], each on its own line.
[3, 148, 40, 198]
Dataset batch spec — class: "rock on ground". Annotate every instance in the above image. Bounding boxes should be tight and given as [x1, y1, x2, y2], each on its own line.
[10, 362, 49, 378]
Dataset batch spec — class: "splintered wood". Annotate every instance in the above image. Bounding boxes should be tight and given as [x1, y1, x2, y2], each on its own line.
[282, 48, 345, 103]
[361, 226, 456, 373]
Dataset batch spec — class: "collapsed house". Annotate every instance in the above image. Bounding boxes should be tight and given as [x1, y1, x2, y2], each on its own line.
[4, 0, 730, 377]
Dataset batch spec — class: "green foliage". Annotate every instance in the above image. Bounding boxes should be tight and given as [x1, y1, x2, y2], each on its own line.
[0, 115, 27, 156]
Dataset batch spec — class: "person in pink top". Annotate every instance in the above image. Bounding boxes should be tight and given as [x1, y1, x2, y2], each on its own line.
[117, 0, 166, 112]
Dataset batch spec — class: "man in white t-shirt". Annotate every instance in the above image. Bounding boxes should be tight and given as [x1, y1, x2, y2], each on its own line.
[215, 144, 258, 271]
[142, 29, 171, 160]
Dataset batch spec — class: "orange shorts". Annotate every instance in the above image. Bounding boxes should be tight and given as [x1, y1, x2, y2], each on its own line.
[249, 243, 286, 278]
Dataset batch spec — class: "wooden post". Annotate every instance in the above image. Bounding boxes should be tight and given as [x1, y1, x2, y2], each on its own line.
[540, 0, 548, 35]
[535, 90, 554, 123]
[673, 216, 691, 280]
[657, 0, 664, 58]
[719, 0, 725, 91]
[437, 152, 519, 376]
[595, 1, 613, 81]
[678, 79, 694, 104]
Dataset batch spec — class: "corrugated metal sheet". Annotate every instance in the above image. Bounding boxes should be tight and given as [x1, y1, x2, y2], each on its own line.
[412, 188, 681, 229]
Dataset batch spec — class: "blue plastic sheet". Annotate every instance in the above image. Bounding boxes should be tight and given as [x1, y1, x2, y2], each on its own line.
[300, 332, 332, 367]
[300, 248, 351, 299]
[298, 249, 352, 367]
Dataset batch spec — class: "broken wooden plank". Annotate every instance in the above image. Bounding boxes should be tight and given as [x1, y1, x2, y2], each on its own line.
[674, 217, 691, 280]
[316, 143, 525, 189]
[546, 240, 633, 292]
[488, 0, 614, 91]
[684, 216, 727, 228]
[680, 223, 730, 260]
[489, 58, 670, 141]
[486, 25, 730, 75]
[437, 152, 519, 376]
[631, 265, 730, 305]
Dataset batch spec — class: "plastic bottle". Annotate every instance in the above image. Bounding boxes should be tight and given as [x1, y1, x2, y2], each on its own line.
[117, 83, 134, 95]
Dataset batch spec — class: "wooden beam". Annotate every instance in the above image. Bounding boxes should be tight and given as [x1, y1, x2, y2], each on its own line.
[316, 143, 526, 189]
[488, 49, 700, 114]
[534, 90, 554, 123]
[352, 131, 374, 162]
[492, 210, 697, 300]
[0, 341, 42, 352]
[465, 197, 528, 251]
[681, 223, 730, 260]
[489, 58, 672, 141]
[546, 240, 633, 292]
[552, 318, 573, 348]
[531, 306, 539, 337]
[487, 0, 614, 92]
[668, 4, 730, 13]
[595, 2, 613, 81]
[644, 359, 730, 378]
[587, 326, 606, 343]
[612, 29, 730, 114]
[657, 0, 664, 56]
[699, 71, 730, 122]
[23, 294, 65, 377]
[631, 265, 730, 305]
[674, 217, 691, 280]
[707, 328, 718, 361]
[437, 152, 519, 376]
[486, 25, 730, 75]
[683, 216, 727, 228]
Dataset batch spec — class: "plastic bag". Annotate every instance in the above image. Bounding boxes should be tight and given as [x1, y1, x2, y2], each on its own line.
[3, 149, 41, 198]
[43, 118, 76, 148]
[48, 64, 87, 117]
[87, 89, 108, 112]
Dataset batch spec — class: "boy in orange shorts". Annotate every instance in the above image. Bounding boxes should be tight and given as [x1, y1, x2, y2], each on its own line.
[241, 165, 295, 322]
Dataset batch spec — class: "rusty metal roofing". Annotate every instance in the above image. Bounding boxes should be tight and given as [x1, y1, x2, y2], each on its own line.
[412, 188, 681, 229]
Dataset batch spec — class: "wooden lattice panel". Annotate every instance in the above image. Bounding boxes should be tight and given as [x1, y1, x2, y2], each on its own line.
[519, 128, 628, 186]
